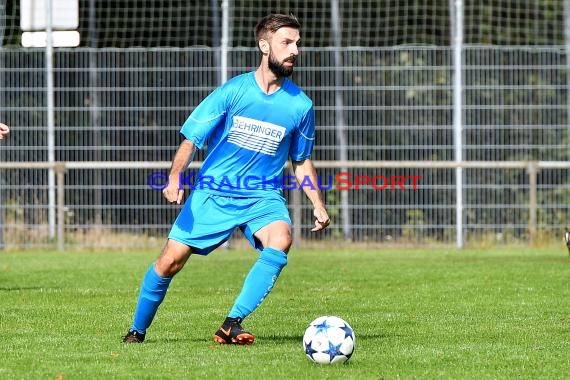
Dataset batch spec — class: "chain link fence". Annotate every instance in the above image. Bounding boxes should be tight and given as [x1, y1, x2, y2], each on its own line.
[0, 2, 569, 249]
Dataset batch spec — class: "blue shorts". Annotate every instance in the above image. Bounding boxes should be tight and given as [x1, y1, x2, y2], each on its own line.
[168, 191, 291, 255]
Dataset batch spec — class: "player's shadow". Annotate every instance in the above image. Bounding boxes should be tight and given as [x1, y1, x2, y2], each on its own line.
[145, 337, 212, 344]
[145, 332, 392, 345]
[262, 334, 303, 343]
[262, 332, 391, 343]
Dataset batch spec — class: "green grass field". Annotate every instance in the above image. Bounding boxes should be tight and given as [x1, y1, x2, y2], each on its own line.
[2, 246, 570, 379]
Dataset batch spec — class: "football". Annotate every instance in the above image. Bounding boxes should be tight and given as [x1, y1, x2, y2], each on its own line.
[302, 315, 355, 364]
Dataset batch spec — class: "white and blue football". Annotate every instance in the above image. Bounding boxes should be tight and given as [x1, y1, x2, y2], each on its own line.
[302, 315, 355, 364]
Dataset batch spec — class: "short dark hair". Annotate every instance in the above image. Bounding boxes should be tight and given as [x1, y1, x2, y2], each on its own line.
[255, 14, 301, 44]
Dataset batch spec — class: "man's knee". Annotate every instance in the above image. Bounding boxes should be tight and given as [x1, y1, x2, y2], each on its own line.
[264, 226, 292, 252]
[277, 233, 293, 252]
[155, 240, 191, 277]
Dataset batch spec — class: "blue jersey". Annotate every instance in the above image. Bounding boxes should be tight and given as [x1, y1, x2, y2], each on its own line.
[180, 71, 315, 197]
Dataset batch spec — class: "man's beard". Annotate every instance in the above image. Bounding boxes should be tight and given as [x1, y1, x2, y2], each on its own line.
[268, 52, 295, 78]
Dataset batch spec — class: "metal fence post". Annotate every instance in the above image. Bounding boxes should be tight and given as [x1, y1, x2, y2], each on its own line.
[451, 0, 465, 248]
[292, 187, 302, 248]
[331, 0, 351, 241]
[46, 0, 56, 240]
[55, 163, 66, 251]
[527, 162, 538, 244]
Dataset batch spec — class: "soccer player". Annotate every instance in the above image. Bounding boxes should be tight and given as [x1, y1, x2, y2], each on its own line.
[0, 123, 9, 140]
[123, 14, 330, 345]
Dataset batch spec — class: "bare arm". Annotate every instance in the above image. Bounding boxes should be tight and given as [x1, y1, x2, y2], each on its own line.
[292, 159, 330, 232]
[163, 139, 196, 204]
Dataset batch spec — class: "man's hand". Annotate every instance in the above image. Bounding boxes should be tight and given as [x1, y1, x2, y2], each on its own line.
[162, 139, 195, 204]
[0, 123, 10, 140]
[162, 174, 184, 204]
[291, 159, 330, 232]
[311, 206, 330, 232]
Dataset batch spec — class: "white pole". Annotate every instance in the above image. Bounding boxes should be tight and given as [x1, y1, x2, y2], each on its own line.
[331, 0, 351, 241]
[220, 0, 229, 84]
[46, 0, 56, 238]
[451, 0, 464, 248]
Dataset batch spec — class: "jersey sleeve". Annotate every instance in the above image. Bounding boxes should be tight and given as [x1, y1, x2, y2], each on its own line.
[180, 86, 228, 149]
[289, 105, 315, 161]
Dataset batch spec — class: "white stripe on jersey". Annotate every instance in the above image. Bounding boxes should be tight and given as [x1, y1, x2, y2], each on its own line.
[228, 116, 286, 156]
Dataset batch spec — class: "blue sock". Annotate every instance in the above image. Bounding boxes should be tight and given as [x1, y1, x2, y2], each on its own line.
[228, 247, 288, 319]
[130, 264, 172, 334]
